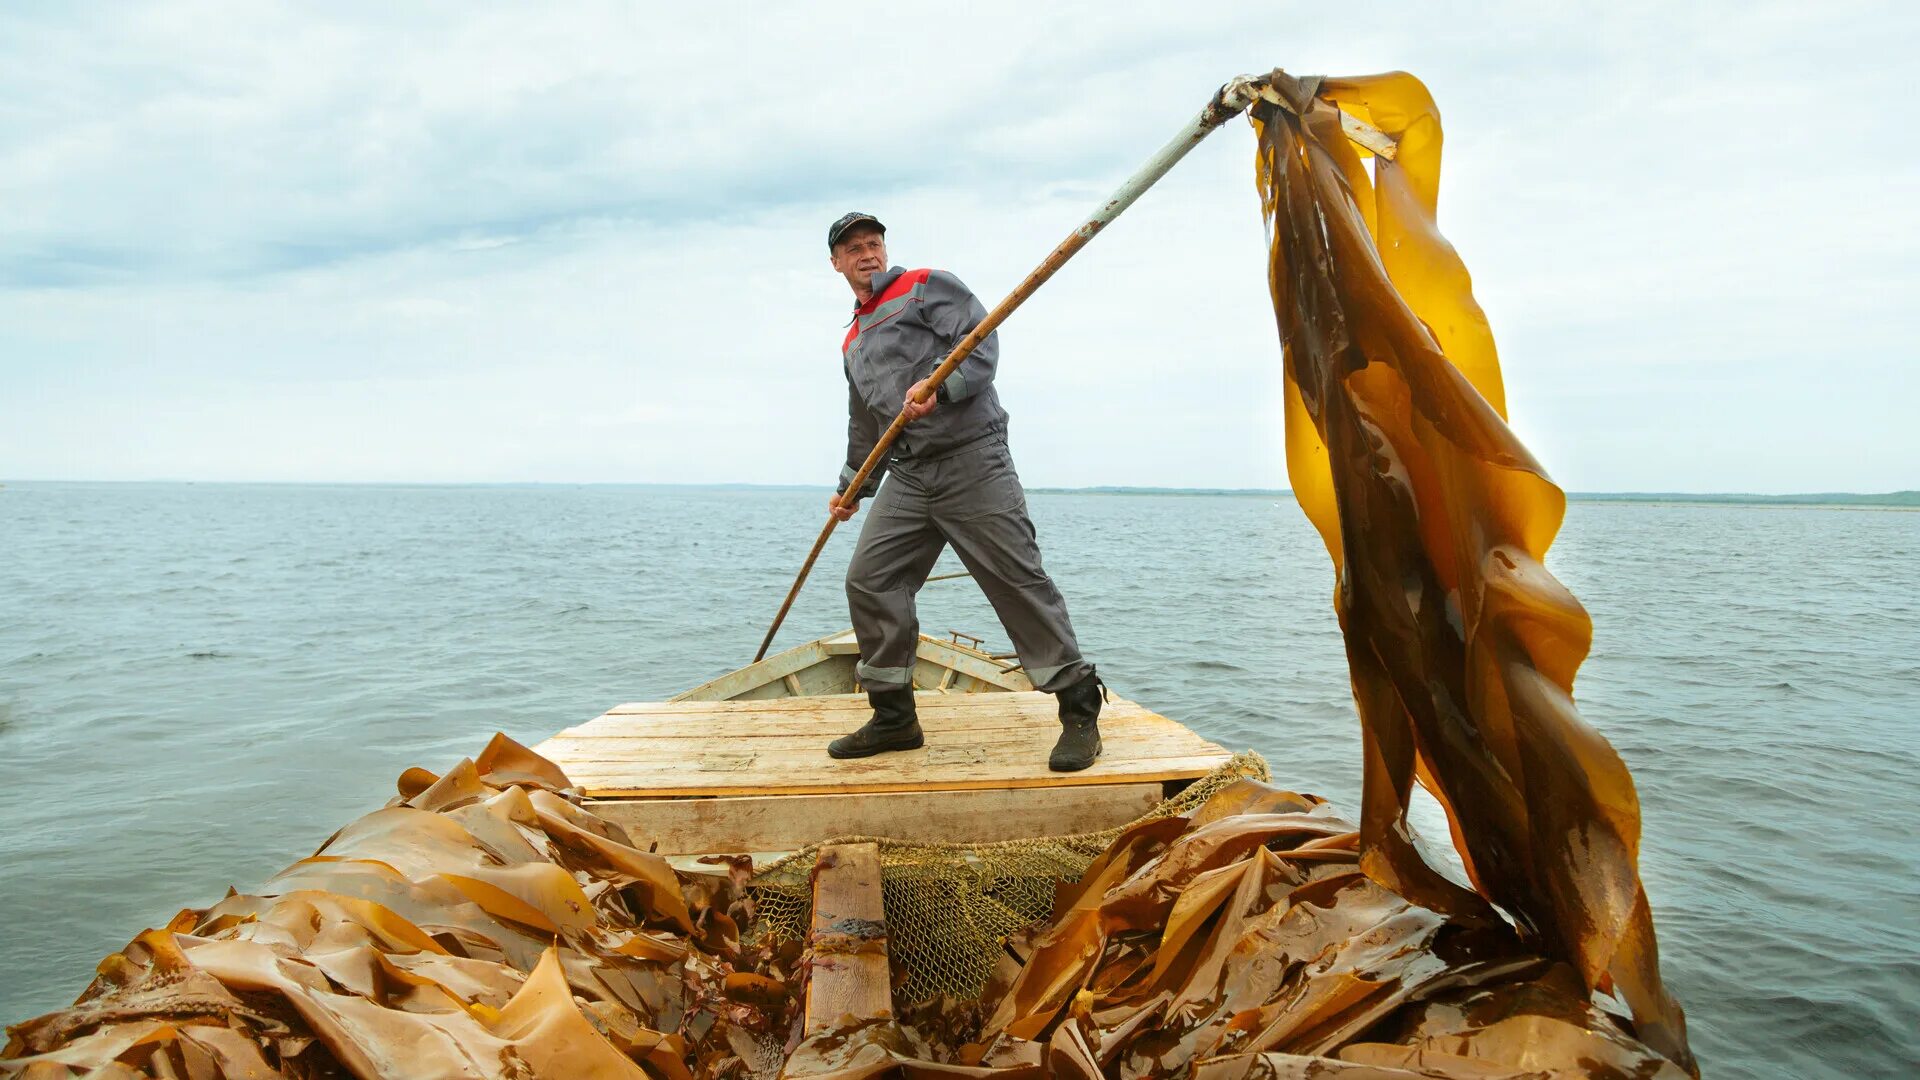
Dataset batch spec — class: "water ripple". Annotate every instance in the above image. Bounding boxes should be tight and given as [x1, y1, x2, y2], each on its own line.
[0, 484, 1916, 1077]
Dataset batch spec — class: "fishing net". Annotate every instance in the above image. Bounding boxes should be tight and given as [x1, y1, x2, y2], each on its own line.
[746, 751, 1273, 1001]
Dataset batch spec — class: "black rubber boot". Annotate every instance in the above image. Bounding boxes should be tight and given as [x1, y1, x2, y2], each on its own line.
[828, 688, 925, 758]
[1049, 669, 1106, 772]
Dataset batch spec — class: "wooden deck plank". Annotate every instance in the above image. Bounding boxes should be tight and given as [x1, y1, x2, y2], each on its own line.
[557, 756, 1229, 798]
[605, 692, 1039, 715]
[556, 707, 1205, 749]
[806, 843, 891, 1035]
[592, 782, 1166, 854]
[562, 699, 1174, 737]
[549, 722, 1213, 757]
[561, 695, 1179, 734]
[535, 690, 1231, 799]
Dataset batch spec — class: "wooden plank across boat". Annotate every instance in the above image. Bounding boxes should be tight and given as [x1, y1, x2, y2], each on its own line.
[669, 627, 1034, 700]
[532, 630, 1232, 858]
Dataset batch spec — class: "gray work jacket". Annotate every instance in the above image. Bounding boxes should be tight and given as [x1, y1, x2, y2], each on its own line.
[837, 265, 1009, 498]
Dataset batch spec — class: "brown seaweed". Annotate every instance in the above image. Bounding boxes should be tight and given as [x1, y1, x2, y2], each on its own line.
[784, 777, 1686, 1079]
[1248, 71, 1693, 1074]
[3, 734, 796, 1079]
[5, 745, 1687, 1077]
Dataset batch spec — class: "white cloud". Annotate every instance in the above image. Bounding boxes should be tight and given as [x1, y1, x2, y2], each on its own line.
[2, 1, 1915, 491]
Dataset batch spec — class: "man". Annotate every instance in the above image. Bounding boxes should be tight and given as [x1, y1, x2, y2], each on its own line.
[821, 211, 1106, 772]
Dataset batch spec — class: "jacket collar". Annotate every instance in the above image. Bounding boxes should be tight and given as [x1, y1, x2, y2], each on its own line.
[854, 265, 909, 314]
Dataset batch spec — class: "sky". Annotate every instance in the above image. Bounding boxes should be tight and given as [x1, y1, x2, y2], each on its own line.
[1, 1, 1914, 492]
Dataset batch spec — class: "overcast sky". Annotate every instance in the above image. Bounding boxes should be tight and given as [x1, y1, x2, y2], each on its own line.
[2, 2, 1913, 492]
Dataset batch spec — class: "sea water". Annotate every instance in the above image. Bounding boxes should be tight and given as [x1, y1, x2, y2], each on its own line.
[1, 482, 1915, 1077]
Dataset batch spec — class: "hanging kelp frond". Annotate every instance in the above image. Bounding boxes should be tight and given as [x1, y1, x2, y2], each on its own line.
[1249, 70, 1695, 1074]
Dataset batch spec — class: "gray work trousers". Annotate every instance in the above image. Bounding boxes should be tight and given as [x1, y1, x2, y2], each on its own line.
[846, 437, 1092, 694]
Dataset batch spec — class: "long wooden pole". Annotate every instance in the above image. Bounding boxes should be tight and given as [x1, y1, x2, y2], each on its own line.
[753, 79, 1270, 663]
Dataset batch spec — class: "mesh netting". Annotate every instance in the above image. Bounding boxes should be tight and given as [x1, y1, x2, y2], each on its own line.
[748, 752, 1271, 1001]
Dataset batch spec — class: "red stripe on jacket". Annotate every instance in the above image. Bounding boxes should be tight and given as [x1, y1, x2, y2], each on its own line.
[842, 268, 932, 354]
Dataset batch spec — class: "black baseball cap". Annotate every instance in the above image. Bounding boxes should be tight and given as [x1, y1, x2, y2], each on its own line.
[828, 211, 885, 250]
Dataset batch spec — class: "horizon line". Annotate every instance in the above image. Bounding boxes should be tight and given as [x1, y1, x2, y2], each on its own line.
[3, 479, 1916, 504]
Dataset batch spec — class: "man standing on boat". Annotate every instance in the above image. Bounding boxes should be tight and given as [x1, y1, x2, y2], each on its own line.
[821, 212, 1106, 772]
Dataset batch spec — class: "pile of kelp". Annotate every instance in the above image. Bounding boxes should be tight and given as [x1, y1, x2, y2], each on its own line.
[1, 736, 800, 1079]
[794, 778, 1691, 1079]
[4, 735, 1687, 1078]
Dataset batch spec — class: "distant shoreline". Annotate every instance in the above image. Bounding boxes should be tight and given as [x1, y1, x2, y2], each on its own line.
[1038, 488, 1920, 509]
[1565, 491, 1920, 509]
[1036, 487, 1920, 508]
[5, 479, 1917, 509]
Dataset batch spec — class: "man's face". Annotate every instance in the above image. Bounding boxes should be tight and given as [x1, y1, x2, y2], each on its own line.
[830, 226, 887, 294]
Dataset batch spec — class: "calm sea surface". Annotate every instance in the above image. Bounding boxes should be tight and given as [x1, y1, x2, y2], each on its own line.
[1, 483, 1915, 1077]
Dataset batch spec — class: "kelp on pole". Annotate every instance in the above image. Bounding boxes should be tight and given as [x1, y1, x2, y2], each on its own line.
[1250, 69, 1695, 1074]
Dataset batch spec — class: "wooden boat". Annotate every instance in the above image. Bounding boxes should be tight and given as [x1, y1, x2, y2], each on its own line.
[533, 629, 1233, 864]
[670, 627, 1036, 701]
[526, 628, 1238, 1035]
[0, 626, 1249, 1065]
